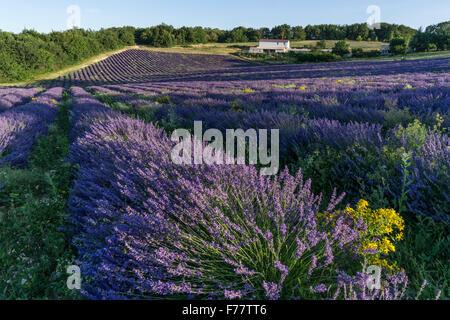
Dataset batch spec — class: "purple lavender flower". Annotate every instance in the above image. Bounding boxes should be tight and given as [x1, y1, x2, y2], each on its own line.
[262, 282, 280, 300]
[274, 261, 289, 277]
[224, 289, 243, 300]
[310, 284, 328, 293]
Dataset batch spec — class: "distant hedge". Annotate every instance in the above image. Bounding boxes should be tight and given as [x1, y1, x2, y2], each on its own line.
[294, 51, 342, 63]
[352, 48, 381, 58]
[0, 27, 135, 82]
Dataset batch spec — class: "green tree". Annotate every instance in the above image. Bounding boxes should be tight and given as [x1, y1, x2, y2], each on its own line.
[245, 28, 262, 42]
[315, 39, 327, 49]
[0, 49, 26, 81]
[227, 27, 249, 43]
[332, 40, 350, 56]
[155, 30, 176, 47]
[292, 26, 306, 40]
[305, 25, 320, 40]
[118, 27, 136, 46]
[271, 24, 292, 39]
[389, 38, 408, 55]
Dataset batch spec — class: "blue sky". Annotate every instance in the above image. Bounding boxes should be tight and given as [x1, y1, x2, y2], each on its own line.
[0, 0, 448, 33]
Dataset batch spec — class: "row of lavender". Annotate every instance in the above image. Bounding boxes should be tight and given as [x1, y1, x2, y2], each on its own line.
[0, 87, 63, 167]
[0, 87, 42, 113]
[93, 69, 449, 127]
[67, 87, 408, 300]
[88, 63, 449, 222]
[43, 50, 450, 87]
[50, 50, 252, 87]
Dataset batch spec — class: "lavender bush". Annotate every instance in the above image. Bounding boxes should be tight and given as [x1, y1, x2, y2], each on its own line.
[0, 87, 63, 167]
[67, 87, 374, 299]
[0, 87, 42, 112]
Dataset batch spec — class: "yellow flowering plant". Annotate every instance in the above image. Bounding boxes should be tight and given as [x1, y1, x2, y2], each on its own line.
[344, 200, 405, 270]
[317, 199, 405, 270]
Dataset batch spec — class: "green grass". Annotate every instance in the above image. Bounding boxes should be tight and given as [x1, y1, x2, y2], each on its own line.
[0, 92, 80, 300]
[393, 216, 449, 299]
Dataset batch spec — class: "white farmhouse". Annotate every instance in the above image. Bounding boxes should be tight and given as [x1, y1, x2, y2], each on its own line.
[249, 39, 291, 53]
[381, 45, 391, 55]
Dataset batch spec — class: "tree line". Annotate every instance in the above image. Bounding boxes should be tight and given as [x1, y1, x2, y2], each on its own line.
[410, 21, 449, 52]
[134, 23, 418, 47]
[0, 27, 135, 82]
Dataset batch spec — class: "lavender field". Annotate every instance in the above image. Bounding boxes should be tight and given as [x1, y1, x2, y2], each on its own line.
[0, 50, 448, 300]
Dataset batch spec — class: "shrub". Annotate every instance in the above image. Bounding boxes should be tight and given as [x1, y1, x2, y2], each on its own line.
[315, 39, 327, 49]
[0, 91, 77, 299]
[352, 47, 364, 56]
[0, 49, 27, 81]
[351, 48, 380, 58]
[332, 40, 350, 56]
[295, 51, 342, 63]
[342, 200, 405, 270]
[155, 95, 171, 104]
[389, 38, 408, 55]
[427, 43, 438, 51]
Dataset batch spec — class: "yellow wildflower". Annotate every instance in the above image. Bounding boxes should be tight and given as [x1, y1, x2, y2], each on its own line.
[342, 200, 405, 269]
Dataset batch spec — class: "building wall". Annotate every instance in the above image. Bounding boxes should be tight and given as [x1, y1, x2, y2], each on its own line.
[249, 47, 264, 53]
[259, 41, 290, 49]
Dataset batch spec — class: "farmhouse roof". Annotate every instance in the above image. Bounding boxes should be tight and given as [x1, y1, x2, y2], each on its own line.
[259, 39, 290, 43]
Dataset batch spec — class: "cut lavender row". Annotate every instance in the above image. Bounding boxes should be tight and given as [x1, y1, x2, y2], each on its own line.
[59, 49, 252, 85]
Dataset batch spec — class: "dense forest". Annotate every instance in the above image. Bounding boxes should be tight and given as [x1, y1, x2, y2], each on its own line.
[0, 27, 135, 82]
[0, 22, 448, 82]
